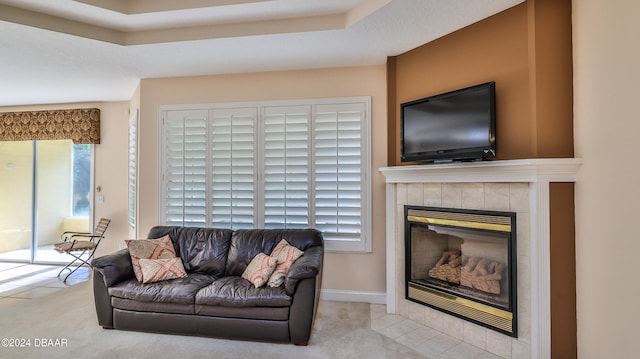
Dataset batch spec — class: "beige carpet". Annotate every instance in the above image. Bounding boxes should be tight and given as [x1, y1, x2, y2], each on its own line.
[0, 281, 427, 359]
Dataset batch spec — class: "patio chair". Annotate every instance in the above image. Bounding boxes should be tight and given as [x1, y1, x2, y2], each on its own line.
[54, 218, 111, 282]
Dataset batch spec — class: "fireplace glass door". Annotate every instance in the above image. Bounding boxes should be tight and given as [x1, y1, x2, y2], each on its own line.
[405, 206, 517, 337]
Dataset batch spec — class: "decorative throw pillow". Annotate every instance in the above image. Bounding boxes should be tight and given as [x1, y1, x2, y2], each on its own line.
[138, 257, 187, 284]
[126, 235, 178, 282]
[267, 239, 304, 287]
[242, 253, 277, 288]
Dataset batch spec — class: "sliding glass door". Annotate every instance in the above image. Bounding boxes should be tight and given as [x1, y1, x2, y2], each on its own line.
[0, 140, 92, 263]
[0, 141, 34, 261]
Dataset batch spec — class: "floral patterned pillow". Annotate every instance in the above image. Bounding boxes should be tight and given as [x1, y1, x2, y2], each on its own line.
[126, 235, 177, 282]
[138, 257, 187, 284]
[242, 253, 277, 288]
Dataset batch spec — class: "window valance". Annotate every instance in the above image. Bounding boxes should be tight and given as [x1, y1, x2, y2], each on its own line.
[0, 108, 100, 144]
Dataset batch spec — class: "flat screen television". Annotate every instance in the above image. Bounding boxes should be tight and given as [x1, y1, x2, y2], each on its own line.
[400, 81, 496, 163]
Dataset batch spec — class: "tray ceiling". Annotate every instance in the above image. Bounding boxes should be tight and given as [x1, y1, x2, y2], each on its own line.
[0, 0, 524, 106]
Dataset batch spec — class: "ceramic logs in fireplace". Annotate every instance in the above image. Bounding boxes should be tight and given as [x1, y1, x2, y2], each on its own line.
[404, 205, 518, 337]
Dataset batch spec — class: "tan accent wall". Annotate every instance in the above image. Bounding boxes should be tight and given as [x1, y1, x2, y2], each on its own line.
[388, 0, 573, 164]
[527, 0, 574, 158]
[550, 182, 577, 359]
[386, 56, 397, 166]
[139, 66, 388, 293]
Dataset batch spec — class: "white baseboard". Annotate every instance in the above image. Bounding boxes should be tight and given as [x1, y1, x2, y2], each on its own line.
[320, 289, 386, 305]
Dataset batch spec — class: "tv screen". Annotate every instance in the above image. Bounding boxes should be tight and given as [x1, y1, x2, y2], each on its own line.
[400, 81, 496, 163]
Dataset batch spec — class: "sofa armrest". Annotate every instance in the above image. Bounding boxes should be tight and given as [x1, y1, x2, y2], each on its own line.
[91, 248, 135, 287]
[93, 269, 114, 328]
[285, 245, 323, 295]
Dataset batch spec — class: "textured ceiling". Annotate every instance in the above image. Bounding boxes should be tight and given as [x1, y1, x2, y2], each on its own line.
[0, 0, 524, 106]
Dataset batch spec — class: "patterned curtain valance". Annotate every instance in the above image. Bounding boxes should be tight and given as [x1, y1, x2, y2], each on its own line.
[0, 108, 100, 144]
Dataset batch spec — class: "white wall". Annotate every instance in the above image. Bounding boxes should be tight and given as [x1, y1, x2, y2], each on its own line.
[92, 102, 131, 256]
[573, 1, 640, 358]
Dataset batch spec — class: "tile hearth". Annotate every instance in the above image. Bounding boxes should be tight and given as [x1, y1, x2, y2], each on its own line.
[371, 303, 506, 358]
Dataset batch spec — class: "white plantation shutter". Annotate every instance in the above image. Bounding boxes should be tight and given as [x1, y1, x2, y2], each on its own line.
[314, 103, 368, 249]
[162, 110, 208, 227]
[262, 106, 310, 229]
[210, 108, 257, 229]
[160, 97, 370, 252]
[127, 111, 138, 230]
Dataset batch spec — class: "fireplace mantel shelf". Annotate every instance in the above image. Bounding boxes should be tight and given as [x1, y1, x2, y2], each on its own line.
[379, 158, 582, 184]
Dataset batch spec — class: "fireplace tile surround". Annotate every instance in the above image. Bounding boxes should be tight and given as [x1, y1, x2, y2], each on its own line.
[379, 159, 581, 359]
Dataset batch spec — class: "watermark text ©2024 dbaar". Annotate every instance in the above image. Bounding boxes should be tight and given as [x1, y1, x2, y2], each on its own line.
[1, 337, 68, 348]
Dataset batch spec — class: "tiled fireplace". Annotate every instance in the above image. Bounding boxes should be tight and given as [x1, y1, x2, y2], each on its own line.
[380, 159, 580, 359]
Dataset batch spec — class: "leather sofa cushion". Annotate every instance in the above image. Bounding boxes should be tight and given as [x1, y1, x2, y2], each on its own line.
[196, 276, 291, 307]
[225, 229, 323, 277]
[112, 297, 195, 315]
[195, 305, 289, 321]
[109, 273, 215, 304]
[147, 226, 233, 277]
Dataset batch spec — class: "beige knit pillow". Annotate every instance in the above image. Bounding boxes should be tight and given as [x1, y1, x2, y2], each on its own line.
[267, 239, 304, 287]
[242, 253, 277, 288]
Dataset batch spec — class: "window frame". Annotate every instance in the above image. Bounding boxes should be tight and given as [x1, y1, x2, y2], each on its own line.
[159, 97, 371, 253]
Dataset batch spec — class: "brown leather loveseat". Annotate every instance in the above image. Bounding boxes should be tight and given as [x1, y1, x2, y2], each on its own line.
[91, 226, 324, 345]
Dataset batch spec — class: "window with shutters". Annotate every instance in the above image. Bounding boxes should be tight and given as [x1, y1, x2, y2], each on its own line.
[210, 108, 258, 229]
[160, 97, 371, 252]
[162, 110, 208, 227]
[128, 110, 138, 230]
[262, 105, 311, 230]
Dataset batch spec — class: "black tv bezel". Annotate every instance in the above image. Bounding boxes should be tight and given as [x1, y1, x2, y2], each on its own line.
[400, 81, 496, 163]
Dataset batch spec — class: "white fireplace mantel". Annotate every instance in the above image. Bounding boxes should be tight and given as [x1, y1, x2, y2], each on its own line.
[379, 158, 582, 359]
[379, 158, 582, 184]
